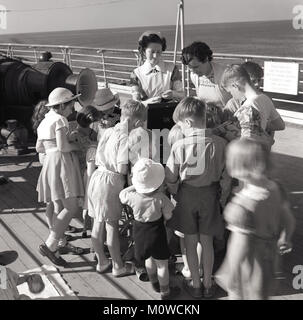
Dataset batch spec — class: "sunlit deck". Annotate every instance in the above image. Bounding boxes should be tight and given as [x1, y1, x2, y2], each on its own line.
[1, 124, 303, 300]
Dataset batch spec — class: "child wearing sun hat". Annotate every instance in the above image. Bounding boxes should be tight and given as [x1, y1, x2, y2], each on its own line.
[119, 158, 180, 300]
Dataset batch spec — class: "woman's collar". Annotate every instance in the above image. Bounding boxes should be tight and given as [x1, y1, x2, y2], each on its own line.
[141, 59, 165, 75]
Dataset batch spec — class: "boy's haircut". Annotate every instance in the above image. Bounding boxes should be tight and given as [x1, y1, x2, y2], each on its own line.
[121, 99, 147, 121]
[181, 41, 213, 65]
[221, 64, 252, 90]
[242, 61, 264, 82]
[226, 138, 270, 180]
[76, 105, 100, 128]
[173, 97, 206, 124]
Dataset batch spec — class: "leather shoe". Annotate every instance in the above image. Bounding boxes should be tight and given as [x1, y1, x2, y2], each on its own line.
[0, 251, 18, 266]
[39, 244, 67, 267]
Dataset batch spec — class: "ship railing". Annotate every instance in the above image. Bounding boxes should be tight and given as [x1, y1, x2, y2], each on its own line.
[1, 43, 302, 122]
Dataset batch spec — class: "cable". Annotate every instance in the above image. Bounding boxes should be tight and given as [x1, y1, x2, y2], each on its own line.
[4, 0, 127, 13]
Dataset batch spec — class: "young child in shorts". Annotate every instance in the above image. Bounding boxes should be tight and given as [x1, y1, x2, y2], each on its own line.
[119, 158, 180, 300]
[87, 99, 145, 276]
[165, 97, 230, 299]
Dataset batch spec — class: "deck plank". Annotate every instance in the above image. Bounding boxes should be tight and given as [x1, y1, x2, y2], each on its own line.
[1, 125, 303, 300]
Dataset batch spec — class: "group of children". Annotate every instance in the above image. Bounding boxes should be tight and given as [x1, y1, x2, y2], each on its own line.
[26, 60, 295, 301]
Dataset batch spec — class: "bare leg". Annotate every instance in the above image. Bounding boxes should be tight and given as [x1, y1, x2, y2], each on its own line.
[91, 220, 108, 268]
[106, 221, 124, 270]
[155, 259, 170, 291]
[184, 234, 201, 288]
[199, 234, 214, 289]
[45, 197, 78, 252]
[45, 202, 54, 231]
[181, 238, 203, 277]
[145, 257, 158, 284]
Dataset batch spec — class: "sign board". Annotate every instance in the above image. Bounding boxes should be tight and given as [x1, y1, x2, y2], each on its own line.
[263, 61, 299, 95]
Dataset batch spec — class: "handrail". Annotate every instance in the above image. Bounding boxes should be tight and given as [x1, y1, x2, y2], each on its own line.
[1, 42, 302, 114]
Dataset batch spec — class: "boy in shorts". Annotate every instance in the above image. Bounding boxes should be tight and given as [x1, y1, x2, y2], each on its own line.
[165, 97, 229, 298]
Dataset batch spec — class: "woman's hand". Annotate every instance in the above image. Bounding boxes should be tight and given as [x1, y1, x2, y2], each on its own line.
[144, 96, 162, 105]
[161, 90, 173, 100]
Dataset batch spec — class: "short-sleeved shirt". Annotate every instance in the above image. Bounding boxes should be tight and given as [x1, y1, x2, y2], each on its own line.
[224, 181, 284, 240]
[165, 129, 227, 190]
[247, 94, 280, 130]
[128, 127, 155, 167]
[95, 122, 129, 173]
[214, 98, 271, 143]
[0, 267, 19, 300]
[190, 62, 231, 109]
[130, 60, 182, 100]
[37, 109, 69, 140]
[119, 187, 174, 223]
[167, 124, 184, 148]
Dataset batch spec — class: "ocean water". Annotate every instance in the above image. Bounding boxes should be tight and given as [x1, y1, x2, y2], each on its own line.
[2, 20, 303, 57]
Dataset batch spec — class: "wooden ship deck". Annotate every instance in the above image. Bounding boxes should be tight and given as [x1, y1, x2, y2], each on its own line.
[1, 124, 303, 300]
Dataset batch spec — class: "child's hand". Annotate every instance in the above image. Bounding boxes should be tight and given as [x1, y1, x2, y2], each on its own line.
[68, 130, 78, 142]
[161, 90, 173, 100]
[26, 274, 45, 294]
[145, 96, 162, 104]
[278, 241, 292, 255]
[163, 210, 173, 221]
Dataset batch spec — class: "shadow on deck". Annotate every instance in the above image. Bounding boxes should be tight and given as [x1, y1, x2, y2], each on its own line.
[1, 126, 303, 300]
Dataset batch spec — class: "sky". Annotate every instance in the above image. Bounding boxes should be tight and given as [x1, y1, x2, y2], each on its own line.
[0, 0, 300, 35]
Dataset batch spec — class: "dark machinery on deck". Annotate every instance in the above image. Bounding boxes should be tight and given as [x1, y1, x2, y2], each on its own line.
[0, 52, 98, 153]
[0, 53, 98, 128]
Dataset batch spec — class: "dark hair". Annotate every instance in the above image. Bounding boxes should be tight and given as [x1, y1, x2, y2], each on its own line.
[181, 42, 213, 65]
[76, 105, 100, 128]
[138, 34, 167, 58]
[221, 64, 252, 90]
[242, 61, 264, 81]
[173, 97, 206, 124]
[31, 100, 49, 133]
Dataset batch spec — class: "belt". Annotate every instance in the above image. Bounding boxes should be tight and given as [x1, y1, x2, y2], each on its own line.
[45, 147, 59, 154]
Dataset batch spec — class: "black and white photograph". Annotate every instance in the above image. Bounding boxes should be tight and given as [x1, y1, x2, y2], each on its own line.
[0, 0, 302, 311]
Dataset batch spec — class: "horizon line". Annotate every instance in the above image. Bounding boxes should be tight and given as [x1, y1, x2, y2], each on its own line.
[0, 18, 291, 37]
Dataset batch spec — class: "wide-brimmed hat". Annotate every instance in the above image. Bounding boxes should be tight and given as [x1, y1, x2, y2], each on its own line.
[132, 158, 165, 194]
[45, 87, 81, 107]
[92, 88, 119, 111]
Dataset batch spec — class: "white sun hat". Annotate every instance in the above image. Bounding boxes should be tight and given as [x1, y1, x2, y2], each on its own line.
[132, 158, 165, 194]
[45, 87, 81, 107]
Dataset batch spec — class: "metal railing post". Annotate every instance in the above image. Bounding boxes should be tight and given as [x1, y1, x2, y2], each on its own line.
[7, 45, 13, 58]
[173, 2, 181, 65]
[180, 0, 185, 91]
[99, 49, 108, 87]
[67, 48, 73, 69]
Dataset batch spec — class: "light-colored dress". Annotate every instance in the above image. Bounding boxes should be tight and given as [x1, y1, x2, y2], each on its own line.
[36, 109, 84, 203]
